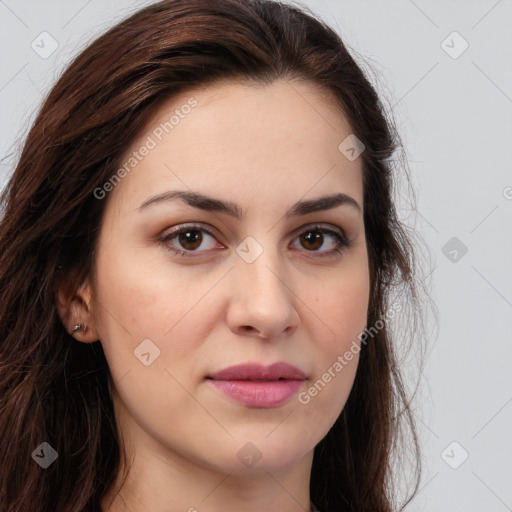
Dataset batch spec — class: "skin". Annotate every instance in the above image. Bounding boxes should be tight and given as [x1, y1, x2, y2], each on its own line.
[57, 78, 370, 512]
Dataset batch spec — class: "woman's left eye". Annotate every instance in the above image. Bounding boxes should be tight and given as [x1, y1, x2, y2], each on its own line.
[290, 225, 351, 257]
[158, 223, 351, 258]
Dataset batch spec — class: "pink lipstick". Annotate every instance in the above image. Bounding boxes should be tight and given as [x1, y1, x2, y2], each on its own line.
[206, 362, 307, 408]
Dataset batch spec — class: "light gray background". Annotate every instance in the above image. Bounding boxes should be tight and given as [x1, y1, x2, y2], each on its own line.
[1, 1, 511, 510]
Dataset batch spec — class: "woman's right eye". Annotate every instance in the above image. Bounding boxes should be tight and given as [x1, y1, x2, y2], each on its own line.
[158, 224, 222, 257]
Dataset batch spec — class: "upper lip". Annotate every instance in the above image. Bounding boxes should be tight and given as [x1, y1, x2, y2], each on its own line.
[207, 362, 307, 381]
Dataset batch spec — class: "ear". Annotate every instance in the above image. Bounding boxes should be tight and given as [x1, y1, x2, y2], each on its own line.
[55, 277, 100, 343]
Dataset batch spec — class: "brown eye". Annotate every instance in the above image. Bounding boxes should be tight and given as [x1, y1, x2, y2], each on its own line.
[159, 224, 221, 257]
[177, 229, 203, 251]
[300, 231, 323, 251]
[291, 225, 351, 258]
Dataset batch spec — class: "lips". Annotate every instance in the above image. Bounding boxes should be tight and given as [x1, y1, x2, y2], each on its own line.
[207, 362, 307, 381]
[206, 362, 307, 408]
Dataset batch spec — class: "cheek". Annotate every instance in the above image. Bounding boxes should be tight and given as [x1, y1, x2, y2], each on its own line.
[302, 266, 369, 415]
[314, 263, 370, 353]
[91, 242, 217, 382]
[299, 297, 364, 433]
[322, 288, 368, 350]
[314, 293, 365, 389]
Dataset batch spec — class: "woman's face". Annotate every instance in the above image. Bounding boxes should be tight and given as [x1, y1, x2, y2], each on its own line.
[87, 78, 369, 475]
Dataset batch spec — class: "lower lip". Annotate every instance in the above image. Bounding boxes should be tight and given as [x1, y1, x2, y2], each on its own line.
[207, 379, 304, 408]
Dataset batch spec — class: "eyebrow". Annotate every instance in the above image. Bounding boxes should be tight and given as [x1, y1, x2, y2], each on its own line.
[138, 190, 362, 218]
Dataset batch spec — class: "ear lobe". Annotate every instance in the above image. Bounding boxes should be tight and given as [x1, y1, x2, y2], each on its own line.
[55, 278, 99, 343]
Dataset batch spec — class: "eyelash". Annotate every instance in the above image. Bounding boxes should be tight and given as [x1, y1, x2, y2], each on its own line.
[158, 223, 352, 259]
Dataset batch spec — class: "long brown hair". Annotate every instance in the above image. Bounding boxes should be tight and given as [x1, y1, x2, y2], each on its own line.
[0, 0, 434, 510]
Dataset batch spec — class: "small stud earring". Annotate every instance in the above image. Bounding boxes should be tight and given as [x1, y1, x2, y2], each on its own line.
[72, 323, 87, 334]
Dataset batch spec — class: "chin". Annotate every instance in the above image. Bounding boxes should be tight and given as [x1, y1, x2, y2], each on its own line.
[213, 436, 314, 475]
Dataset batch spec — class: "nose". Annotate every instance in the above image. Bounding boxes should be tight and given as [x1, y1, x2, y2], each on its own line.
[226, 245, 300, 341]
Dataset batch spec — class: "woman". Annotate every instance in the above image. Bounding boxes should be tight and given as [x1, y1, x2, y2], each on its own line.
[0, 0, 432, 510]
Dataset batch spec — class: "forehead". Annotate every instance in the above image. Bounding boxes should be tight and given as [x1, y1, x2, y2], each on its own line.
[108, 78, 363, 214]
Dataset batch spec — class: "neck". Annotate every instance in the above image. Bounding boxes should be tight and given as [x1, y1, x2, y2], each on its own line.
[101, 452, 314, 512]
